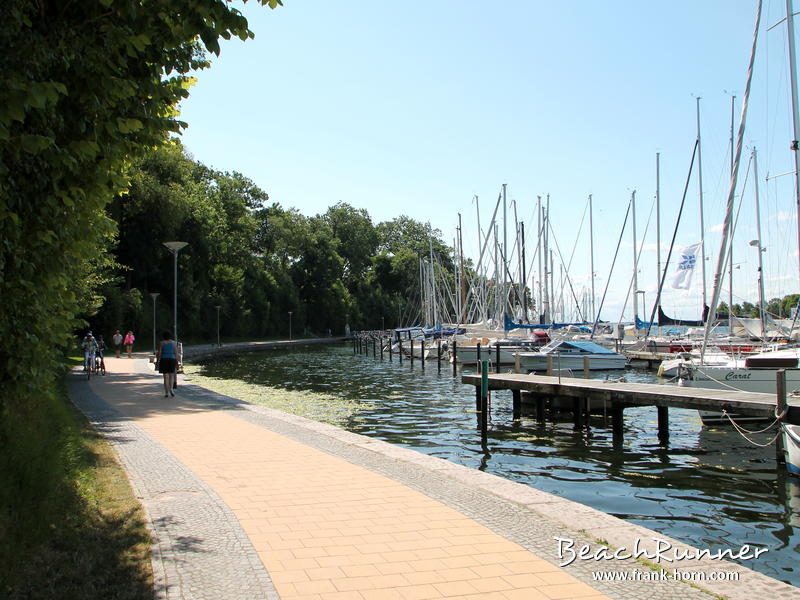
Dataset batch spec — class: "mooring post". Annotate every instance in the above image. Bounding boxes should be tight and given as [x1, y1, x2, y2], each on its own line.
[480, 360, 489, 437]
[657, 405, 669, 443]
[512, 389, 521, 419]
[410, 339, 415, 366]
[388, 337, 392, 362]
[380, 337, 384, 360]
[495, 343, 500, 369]
[611, 402, 624, 439]
[353, 337, 356, 355]
[452, 339, 457, 376]
[778, 369, 788, 418]
[536, 395, 546, 423]
[421, 340, 425, 371]
[437, 339, 442, 373]
[573, 397, 585, 430]
[547, 355, 553, 376]
[583, 356, 590, 379]
[476, 342, 482, 366]
[373, 338, 377, 359]
[398, 339, 403, 364]
[514, 352, 521, 374]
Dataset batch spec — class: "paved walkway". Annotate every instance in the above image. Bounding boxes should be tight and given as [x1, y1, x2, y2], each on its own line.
[67, 354, 799, 600]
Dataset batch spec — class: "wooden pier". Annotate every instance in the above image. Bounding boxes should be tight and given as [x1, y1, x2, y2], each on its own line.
[461, 372, 800, 439]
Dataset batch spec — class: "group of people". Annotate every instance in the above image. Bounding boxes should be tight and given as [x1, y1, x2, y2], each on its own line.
[80, 328, 180, 397]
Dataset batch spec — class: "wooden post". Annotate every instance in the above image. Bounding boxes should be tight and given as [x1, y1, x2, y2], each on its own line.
[388, 337, 393, 361]
[657, 406, 669, 443]
[373, 338, 376, 358]
[380, 337, 384, 360]
[514, 352, 520, 374]
[573, 397, 585, 430]
[778, 369, 788, 418]
[410, 339, 415, 365]
[353, 337, 356, 355]
[583, 356, 590, 379]
[421, 340, 425, 371]
[611, 402, 624, 439]
[512, 389, 521, 419]
[437, 339, 442, 373]
[547, 355, 553, 376]
[496, 343, 501, 369]
[536, 395, 546, 423]
[452, 339, 457, 376]
[480, 360, 489, 438]
[476, 342, 481, 366]
[398, 339, 403, 363]
[475, 380, 482, 412]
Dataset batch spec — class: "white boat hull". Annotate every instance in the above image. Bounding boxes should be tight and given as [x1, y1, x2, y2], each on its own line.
[682, 366, 800, 394]
[516, 354, 627, 372]
[784, 424, 800, 476]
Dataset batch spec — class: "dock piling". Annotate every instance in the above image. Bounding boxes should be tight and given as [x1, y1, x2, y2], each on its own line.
[437, 339, 442, 373]
[657, 406, 669, 443]
[410, 339, 414, 366]
[452, 339, 457, 376]
[583, 356, 590, 379]
[480, 360, 489, 438]
[512, 390, 521, 420]
[421, 340, 425, 371]
[398, 340, 403, 364]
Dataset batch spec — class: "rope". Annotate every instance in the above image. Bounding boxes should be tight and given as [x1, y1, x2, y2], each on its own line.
[722, 409, 784, 447]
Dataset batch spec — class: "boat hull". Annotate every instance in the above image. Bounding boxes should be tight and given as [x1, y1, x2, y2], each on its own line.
[784, 424, 800, 476]
[682, 366, 800, 394]
[516, 354, 627, 372]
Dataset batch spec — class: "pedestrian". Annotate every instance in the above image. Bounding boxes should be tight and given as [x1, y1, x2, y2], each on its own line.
[123, 330, 135, 358]
[81, 333, 98, 372]
[112, 330, 123, 357]
[156, 331, 177, 397]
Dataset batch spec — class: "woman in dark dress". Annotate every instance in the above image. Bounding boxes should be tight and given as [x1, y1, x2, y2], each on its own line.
[157, 331, 177, 397]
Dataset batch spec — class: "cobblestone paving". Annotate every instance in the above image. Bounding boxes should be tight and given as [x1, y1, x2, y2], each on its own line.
[183, 382, 800, 600]
[68, 377, 279, 600]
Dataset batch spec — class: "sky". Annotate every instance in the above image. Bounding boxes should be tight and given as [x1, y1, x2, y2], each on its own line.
[178, 0, 800, 322]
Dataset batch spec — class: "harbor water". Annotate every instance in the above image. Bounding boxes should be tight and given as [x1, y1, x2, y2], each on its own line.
[188, 343, 800, 586]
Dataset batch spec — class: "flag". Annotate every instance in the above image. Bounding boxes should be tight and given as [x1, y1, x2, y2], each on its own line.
[671, 242, 701, 290]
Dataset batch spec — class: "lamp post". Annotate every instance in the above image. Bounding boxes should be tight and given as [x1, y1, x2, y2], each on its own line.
[215, 305, 221, 347]
[163, 242, 189, 347]
[149, 292, 160, 354]
[288, 311, 293, 340]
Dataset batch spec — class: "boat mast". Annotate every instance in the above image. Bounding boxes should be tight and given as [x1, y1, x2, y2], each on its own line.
[537, 196, 543, 323]
[632, 190, 639, 329]
[752, 147, 767, 338]
[589, 194, 596, 323]
[786, 0, 800, 285]
[458, 212, 466, 323]
[655, 153, 661, 327]
[543, 196, 551, 325]
[696, 97, 708, 309]
[502, 183, 508, 321]
[729, 95, 736, 323]
[702, 0, 761, 356]
[520, 221, 528, 322]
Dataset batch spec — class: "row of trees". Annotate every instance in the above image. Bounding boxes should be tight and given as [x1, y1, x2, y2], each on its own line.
[717, 296, 800, 320]
[89, 141, 456, 344]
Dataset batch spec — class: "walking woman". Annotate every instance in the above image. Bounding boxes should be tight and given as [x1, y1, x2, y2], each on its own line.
[123, 330, 135, 358]
[157, 331, 177, 397]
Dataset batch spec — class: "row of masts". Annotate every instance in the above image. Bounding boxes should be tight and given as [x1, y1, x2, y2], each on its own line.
[417, 0, 800, 336]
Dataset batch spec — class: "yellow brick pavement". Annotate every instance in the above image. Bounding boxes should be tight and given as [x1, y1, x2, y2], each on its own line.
[91, 356, 611, 600]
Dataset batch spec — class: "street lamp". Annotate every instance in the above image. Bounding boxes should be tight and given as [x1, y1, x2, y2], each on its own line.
[215, 305, 222, 347]
[163, 242, 189, 349]
[288, 311, 293, 340]
[149, 292, 160, 354]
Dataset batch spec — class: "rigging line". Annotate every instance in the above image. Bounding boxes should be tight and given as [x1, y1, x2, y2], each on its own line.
[565, 197, 590, 274]
[618, 192, 657, 324]
[645, 138, 700, 338]
[546, 219, 587, 323]
[592, 194, 634, 337]
[703, 0, 763, 355]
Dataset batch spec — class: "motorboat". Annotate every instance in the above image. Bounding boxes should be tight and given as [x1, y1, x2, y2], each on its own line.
[450, 332, 550, 365]
[515, 340, 627, 373]
[784, 424, 800, 476]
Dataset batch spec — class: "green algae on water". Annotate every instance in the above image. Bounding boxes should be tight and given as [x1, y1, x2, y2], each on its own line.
[182, 364, 374, 427]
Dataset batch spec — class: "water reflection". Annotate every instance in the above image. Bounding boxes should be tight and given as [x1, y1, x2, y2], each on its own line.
[195, 344, 799, 586]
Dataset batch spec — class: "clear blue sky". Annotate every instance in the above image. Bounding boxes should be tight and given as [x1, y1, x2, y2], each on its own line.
[178, 0, 800, 321]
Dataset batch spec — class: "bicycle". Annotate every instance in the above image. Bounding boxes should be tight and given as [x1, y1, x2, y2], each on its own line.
[85, 351, 97, 380]
[95, 351, 106, 376]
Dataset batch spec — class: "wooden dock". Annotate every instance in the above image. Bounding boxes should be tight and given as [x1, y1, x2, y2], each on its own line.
[461, 372, 800, 439]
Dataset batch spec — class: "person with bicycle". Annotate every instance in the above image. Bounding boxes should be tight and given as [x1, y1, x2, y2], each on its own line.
[95, 334, 107, 375]
[81, 333, 99, 373]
